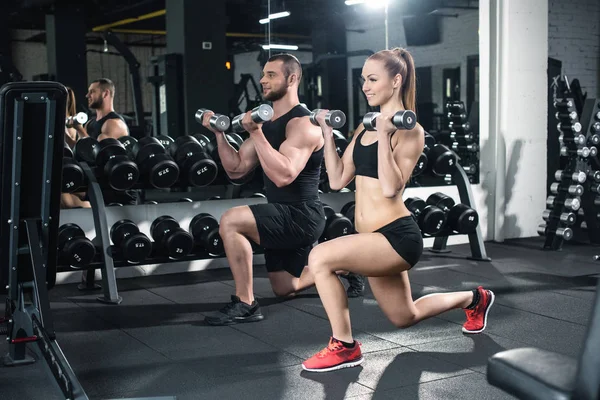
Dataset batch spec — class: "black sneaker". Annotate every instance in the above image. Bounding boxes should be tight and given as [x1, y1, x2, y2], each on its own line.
[343, 272, 365, 298]
[204, 295, 264, 326]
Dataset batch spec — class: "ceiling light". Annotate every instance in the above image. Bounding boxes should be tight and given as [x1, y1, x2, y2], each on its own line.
[262, 44, 299, 51]
[259, 11, 291, 24]
[345, 0, 389, 8]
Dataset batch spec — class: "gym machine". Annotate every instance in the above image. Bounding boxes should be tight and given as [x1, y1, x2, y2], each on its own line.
[0, 81, 88, 399]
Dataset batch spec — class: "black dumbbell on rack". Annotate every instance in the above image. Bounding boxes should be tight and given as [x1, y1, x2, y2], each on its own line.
[189, 213, 225, 256]
[62, 142, 85, 193]
[150, 216, 194, 259]
[110, 220, 152, 263]
[169, 135, 219, 187]
[426, 193, 479, 234]
[58, 223, 96, 269]
[127, 137, 180, 189]
[404, 197, 446, 235]
[549, 182, 584, 196]
[193, 132, 255, 185]
[320, 205, 354, 242]
[340, 201, 356, 228]
[74, 137, 140, 191]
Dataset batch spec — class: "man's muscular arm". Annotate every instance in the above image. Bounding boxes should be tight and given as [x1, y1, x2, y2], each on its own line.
[250, 117, 322, 188]
[98, 118, 129, 141]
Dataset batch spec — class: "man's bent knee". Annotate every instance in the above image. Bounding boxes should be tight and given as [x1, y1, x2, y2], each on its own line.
[219, 207, 255, 237]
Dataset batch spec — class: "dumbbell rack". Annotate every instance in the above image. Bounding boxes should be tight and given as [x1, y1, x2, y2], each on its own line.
[542, 97, 600, 250]
[428, 164, 491, 261]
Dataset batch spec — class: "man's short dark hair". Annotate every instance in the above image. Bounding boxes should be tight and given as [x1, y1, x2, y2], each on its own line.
[92, 78, 115, 97]
[267, 53, 302, 82]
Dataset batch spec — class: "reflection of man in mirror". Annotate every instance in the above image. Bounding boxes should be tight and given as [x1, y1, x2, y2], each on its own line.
[201, 53, 362, 326]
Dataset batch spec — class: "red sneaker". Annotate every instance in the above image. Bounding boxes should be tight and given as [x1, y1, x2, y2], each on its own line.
[463, 286, 495, 334]
[302, 337, 363, 372]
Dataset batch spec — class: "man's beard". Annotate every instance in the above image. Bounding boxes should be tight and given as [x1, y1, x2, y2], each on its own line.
[264, 85, 288, 102]
[89, 98, 103, 109]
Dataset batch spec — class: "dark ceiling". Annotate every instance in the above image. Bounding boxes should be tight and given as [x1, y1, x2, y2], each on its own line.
[5, 0, 478, 52]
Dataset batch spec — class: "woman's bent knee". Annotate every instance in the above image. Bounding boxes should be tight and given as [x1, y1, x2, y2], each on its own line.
[389, 313, 417, 329]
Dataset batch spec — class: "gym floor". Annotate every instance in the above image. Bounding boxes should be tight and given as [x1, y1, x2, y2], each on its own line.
[1, 237, 597, 400]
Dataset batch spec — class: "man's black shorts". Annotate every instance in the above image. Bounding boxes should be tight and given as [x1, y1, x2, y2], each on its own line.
[248, 201, 325, 278]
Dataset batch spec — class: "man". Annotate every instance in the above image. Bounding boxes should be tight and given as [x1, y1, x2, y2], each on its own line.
[74, 78, 129, 141]
[202, 53, 331, 325]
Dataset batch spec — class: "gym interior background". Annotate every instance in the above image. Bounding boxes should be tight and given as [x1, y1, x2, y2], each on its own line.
[1, 0, 600, 399]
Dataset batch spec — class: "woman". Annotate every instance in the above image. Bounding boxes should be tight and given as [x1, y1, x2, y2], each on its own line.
[303, 48, 494, 372]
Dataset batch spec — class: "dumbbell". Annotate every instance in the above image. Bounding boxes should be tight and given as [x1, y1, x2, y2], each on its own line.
[178, 198, 193, 202]
[65, 112, 88, 126]
[546, 195, 581, 211]
[195, 108, 231, 132]
[555, 111, 578, 121]
[448, 121, 470, 131]
[555, 169, 586, 184]
[451, 143, 479, 152]
[244, 192, 266, 198]
[461, 164, 477, 174]
[446, 102, 465, 112]
[144, 200, 158, 205]
[189, 213, 224, 256]
[550, 182, 584, 196]
[553, 99, 574, 109]
[309, 109, 347, 129]
[447, 112, 467, 122]
[320, 205, 353, 242]
[558, 134, 586, 146]
[450, 132, 474, 143]
[426, 193, 479, 234]
[363, 110, 417, 131]
[560, 146, 590, 158]
[155, 135, 175, 151]
[404, 197, 446, 235]
[130, 137, 180, 189]
[340, 201, 356, 227]
[332, 130, 349, 156]
[537, 224, 573, 240]
[588, 135, 600, 146]
[150, 216, 194, 259]
[91, 138, 140, 191]
[194, 132, 254, 185]
[62, 143, 85, 193]
[592, 122, 600, 134]
[557, 122, 582, 133]
[118, 136, 138, 153]
[541, 210, 576, 225]
[58, 223, 96, 268]
[589, 170, 600, 182]
[169, 135, 218, 187]
[231, 104, 275, 133]
[425, 143, 458, 176]
[412, 152, 428, 177]
[110, 220, 152, 263]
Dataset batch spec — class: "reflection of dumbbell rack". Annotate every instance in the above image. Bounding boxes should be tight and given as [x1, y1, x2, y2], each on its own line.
[541, 97, 600, 249]
[440, 101, 480, 184]
[428, 165, 491, 261]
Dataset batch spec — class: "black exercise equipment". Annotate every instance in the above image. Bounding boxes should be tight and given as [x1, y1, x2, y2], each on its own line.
[155, 135, 175, 151]
[320, 205, 353, 242]
[426, 192, 479, 234]
[555, 169, 586, 184]
[193, 132, 254, 185]
[425, 143, 458, 176]
[487, 279, 600, 400]
[130, 137, 180, 189]
[189, 213, 224, 256]
[404, 197, 446, 235]
[169, 135, 218, 187]
[110, 220, 151, 263]
[58, 223, 96, 268]
[62, 143, 85, 193]
[91, 138, 140, 191]
[340, 201, 356, 227]
[541, 210, 576, 225]
[150, 216, 194, 259]
[0, 81, 89, 399]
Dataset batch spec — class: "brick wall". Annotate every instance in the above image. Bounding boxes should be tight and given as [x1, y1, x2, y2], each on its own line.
[548, 0, 600, 99]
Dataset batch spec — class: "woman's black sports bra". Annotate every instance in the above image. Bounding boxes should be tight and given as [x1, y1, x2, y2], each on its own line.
[352, 129, 394, 179]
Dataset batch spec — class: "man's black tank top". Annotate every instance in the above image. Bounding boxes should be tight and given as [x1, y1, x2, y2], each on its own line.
[86, 111, 126, 139]
[352, 129, 394, 179]
[261, 104, 323, 204]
